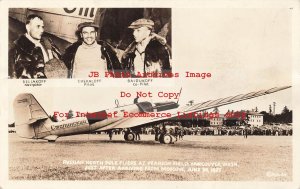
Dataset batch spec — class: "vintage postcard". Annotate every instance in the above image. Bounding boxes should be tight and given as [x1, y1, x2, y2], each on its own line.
[0, 0, 299, 189]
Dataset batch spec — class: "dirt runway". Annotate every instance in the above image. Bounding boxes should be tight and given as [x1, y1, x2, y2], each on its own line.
[9, 133, 292, 181]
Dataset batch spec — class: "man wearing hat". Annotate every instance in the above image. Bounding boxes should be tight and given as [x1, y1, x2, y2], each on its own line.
[62, 22, 121, 78]
[121, 18, 171, 77]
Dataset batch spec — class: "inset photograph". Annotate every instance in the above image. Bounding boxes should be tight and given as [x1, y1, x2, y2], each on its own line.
[8, 8, 172, 79]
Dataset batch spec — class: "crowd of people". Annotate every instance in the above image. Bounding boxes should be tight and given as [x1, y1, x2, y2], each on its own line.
[98, 124, 293, 140]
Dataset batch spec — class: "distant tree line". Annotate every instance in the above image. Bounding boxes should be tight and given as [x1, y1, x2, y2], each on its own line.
[260, 106, 292, 124]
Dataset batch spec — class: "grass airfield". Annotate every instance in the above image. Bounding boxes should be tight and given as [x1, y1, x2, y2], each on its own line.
[9, 133, 292, 181]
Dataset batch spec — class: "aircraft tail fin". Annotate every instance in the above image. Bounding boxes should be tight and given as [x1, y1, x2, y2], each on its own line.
[13, 93, 49, 138]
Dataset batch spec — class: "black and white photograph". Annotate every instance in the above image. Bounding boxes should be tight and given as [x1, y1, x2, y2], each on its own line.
[8, 8, 172, 79]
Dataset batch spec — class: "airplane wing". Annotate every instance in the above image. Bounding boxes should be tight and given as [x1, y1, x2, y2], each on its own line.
[97, 86, 291, 131]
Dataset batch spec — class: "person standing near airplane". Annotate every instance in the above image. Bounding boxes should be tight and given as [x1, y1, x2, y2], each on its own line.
[62, 22, 121, 78]
[9, 14, 61, 79]
[244, 128, 248, 139]
[108, 130, 113, 140]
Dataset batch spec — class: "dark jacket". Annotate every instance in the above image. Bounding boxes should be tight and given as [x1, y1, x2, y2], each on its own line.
[9, 35, 61, 79]
[62, 40, 122, 78]
[121, 37, 172, 77]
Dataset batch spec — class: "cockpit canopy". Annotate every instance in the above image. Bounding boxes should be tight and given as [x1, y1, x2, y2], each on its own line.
[136, 101, 179, 112]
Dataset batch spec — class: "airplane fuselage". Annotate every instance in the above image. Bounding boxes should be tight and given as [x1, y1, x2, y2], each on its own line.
[29, 101, 178, 141]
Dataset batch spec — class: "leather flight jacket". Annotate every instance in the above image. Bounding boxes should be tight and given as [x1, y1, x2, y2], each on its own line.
[9, 35, 61, 79]
[121, 36, 172, 77]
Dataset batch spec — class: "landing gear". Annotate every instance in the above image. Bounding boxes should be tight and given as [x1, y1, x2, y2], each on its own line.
[162, 134, 172, 144]
[124, 132, 135, 141]
[158, 134, 175, 144]
[123, 127, 177, 144]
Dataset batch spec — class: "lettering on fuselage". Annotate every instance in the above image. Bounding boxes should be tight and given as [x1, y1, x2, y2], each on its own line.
[63, 8, 95, 18]
[50, 120, 88, 130]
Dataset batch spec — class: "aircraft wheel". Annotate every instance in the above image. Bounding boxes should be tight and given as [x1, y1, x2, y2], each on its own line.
[163, 134, 172, 144]
[124, 133, 129, 141]
[127, 132, 136, 141]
